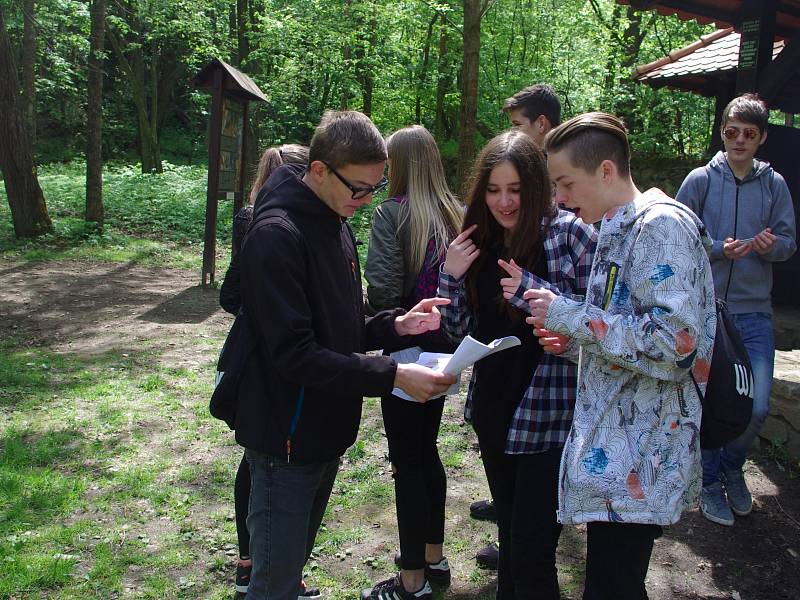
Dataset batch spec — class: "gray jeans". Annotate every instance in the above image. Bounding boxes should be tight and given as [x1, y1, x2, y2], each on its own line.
[245, 448, 339, 600]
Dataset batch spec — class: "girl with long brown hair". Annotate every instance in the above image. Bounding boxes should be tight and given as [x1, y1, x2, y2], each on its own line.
[438, 130, 597, 599]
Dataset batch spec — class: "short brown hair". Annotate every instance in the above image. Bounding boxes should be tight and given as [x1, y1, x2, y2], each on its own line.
[502, 84, 561, 126]
[722, 93, 769, 132]
[544, 111, 631, 177]
[308, 110, 387, 169]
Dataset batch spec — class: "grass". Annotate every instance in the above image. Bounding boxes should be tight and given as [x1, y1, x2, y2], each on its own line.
[0, 160, 382, 270]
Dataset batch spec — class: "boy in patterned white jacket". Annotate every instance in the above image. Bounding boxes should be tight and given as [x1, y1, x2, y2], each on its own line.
[523, 112, 716, 600]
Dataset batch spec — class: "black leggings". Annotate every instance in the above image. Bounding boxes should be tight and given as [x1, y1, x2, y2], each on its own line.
[478, 436, 563, 600]
[381, 394, 447, 571]
[235, 453, 250, 558]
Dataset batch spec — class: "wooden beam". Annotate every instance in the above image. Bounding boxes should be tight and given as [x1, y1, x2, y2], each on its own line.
[631, 0, 738, 26]
[758, 32, 800, 101]
[202, 68, 224, 285]
[736, 0, 779, 93]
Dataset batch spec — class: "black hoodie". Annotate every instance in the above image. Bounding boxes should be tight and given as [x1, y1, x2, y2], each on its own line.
[235, 163, 407, 463]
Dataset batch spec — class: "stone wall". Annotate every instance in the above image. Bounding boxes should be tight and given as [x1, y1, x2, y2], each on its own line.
[631, 155, 706, 197]
[760, 349, 800, 461]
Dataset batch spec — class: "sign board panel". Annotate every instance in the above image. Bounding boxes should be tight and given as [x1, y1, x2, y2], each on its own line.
[219, 99, 244, 193]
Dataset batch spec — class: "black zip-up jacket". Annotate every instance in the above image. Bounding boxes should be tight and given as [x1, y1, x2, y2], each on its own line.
[235, 164, 408, 463]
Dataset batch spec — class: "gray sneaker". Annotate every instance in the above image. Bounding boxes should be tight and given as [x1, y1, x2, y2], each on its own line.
[722, 469, 753, 516]
[701, 481, 734, 526]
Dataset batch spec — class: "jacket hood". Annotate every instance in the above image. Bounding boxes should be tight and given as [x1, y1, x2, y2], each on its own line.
[708, 150, 771, 181]
[252, 163, 342, 232]
[612, 188, 707, 235]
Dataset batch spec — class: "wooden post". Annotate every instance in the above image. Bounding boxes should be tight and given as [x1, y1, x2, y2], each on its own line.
[202, 69, 224, 285]
[233, 101, 249, 257]
[735, 0, 778, 93]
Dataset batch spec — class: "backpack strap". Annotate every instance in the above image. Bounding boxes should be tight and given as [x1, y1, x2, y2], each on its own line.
[698, 165, 712, 220]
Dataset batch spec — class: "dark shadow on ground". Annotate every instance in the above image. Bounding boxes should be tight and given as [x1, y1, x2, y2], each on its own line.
[138, 285, 220, 324]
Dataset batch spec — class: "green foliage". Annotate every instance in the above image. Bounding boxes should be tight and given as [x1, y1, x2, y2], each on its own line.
[2, 0, 720, 170]
[0, 161, 234, 267]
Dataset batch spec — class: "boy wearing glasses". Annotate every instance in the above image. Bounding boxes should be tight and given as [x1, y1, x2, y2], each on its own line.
[676, 93, 796, 527]
[236, 110, 456, 600]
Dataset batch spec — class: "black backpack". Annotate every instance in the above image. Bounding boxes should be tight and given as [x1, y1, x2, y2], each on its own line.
[691, 299, 754, 449]
[209, 208, 299, 429]
[689, 174, 755, 449]
[210, 310, 257, 429]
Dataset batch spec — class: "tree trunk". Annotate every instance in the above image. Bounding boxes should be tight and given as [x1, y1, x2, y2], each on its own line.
[434, 17, 449, 139]
[340, 0, 353, 110]
[416, 13, 437, 124]
[456, 0, 482, 189]
[236, 0, 249, 66]
[616, 7, 648, 132]
[106, 24, 162, 173]
[86, 0, 106, 226]
[0, 6, 52, 237]
[21, 0, 36, 143]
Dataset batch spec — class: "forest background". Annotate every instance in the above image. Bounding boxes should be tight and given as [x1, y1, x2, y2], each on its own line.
[0, 0, 720, 253]
[5, 2, 800, 599]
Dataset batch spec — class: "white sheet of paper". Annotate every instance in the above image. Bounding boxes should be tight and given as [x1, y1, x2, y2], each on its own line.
[389, 335, 521, 402]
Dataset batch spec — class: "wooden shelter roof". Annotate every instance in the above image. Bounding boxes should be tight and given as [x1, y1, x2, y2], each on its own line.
[616, 0, 800, 39]
[634, 28, 785, 92]
[192, 58, 267, 103]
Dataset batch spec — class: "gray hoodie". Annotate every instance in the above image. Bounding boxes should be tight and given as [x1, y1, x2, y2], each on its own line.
[676, 151, 796, 315]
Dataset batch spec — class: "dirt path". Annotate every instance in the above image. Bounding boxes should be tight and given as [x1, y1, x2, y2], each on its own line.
[1, 258, 798, 600]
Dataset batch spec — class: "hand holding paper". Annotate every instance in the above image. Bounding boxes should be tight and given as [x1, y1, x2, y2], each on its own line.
[393, 362, 457, 403]
[390, 334, 521, 401]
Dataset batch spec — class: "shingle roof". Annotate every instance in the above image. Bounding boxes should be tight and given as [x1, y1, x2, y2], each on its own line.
[192, 59, 267, 103]
[634, 28, 785, 83]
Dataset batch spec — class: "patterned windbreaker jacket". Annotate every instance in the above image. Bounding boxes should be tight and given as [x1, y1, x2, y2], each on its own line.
[438, 209, 597, 454]
[541, 189, 716, 526]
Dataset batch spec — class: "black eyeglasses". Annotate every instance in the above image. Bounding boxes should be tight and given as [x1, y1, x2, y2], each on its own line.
[323, 161, 388, 200]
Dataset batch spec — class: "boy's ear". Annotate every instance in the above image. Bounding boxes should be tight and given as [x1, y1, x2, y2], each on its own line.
[759, 128, 768, 146]
[308, 160, 327, 179]
[599, 159, 617, 182]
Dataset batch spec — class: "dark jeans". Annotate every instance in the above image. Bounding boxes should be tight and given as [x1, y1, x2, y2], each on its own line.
[245, 449, 339, 600]
[381, 394, 446, 570]
[583, 522, 662, 600]
[478, 435, 563, 600]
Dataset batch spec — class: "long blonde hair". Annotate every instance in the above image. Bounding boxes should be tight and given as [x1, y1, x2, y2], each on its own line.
[386, 126, 462, 275]
[249, 143, 309, 203]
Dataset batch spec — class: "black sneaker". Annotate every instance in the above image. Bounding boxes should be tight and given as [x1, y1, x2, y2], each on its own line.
[476, 542, 499, 570]
[393, 553, 451, 586]
[361, 574, 433, 600]
[235, 562, 251, 594]
[299, 580, 321, 599]
[469, 499, 497, 522]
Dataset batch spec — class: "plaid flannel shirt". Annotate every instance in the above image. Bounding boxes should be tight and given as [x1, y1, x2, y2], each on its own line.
[438, 210, 597, 454]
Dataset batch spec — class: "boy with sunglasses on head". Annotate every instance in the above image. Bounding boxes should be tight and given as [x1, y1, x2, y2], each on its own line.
[676, 93, 796, 527]
[236, 110, 456, 600]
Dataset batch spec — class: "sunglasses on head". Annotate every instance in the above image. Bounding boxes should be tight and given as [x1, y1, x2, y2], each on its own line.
[722, 126, 760, 141]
